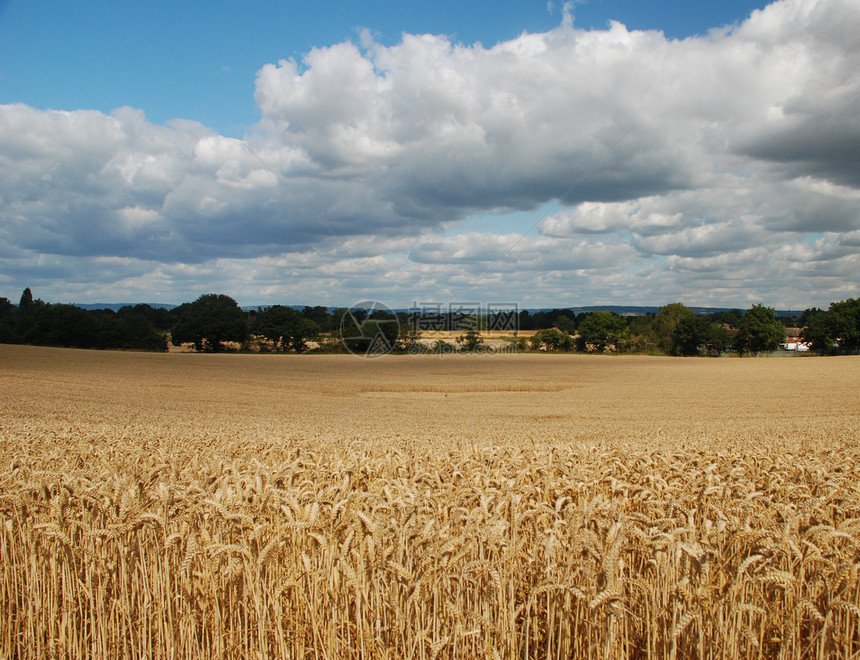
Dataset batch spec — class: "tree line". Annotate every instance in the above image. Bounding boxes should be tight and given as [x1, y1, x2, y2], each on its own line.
[524, 301, 858, 356]
[1, 288, 858, 356]
[2, 289, 169, 351]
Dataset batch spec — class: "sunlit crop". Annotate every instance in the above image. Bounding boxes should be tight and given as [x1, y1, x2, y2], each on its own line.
[1, 345, 859, 658]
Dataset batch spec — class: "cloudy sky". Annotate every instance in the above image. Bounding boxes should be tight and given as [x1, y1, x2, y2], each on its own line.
[1, 0, 858, 309]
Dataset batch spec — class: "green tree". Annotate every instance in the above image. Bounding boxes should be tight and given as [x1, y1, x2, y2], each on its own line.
[397, 323, 423, 352]
[576, 311, 629, 352]
[531, 328, 573, 351]
[518, 310, 534, 331]
[90, 310, 125, 348]
[341, 313, 399, 356]
[302, 306, 333, 332]
[0, 297, 19, 343]
[704, 323, 732, 356]
[18, 287, 33, 311]
[330, 308, 355, 337]
[507, 335, 530, 351]
[670, 315, 728, 357]
[456, 328, 484, 351]
[16, 287, 35, 339]
[708, 309, 743, 328]
[652, 303, 696, 354]
[22, 302, 99, 349]
[253, 305, 319, 353]
[734, 304, 785, 356]
[4, 291, 161, 352]
[628, 313, 654, 337]
[800, 308, 834, 354]
[109, 310, 166, 351]
[171, 294, 247, 352]
[825, 298, 860, 354]
[625, 314, 656, 353]
[552, 314, 576, 334]
[118, 304, 172, 332]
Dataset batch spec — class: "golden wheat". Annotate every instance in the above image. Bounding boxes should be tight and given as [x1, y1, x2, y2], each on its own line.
[1, 344, 859, 658]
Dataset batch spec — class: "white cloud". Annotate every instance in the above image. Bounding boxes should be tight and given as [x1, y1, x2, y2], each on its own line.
[1, 0, 859, 308]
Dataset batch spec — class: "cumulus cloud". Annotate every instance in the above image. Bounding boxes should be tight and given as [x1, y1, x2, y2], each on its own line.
[1, 0, 859, 307]
[730, 0, 860, 187]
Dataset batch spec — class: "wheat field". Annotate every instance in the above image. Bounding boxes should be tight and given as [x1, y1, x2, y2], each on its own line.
[1, 344, 859, 659]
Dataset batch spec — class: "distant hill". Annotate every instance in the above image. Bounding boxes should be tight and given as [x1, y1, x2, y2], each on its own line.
[70, 302, 804, 318]
[74, 303, 177, 312]
[527, 305, 804, 318]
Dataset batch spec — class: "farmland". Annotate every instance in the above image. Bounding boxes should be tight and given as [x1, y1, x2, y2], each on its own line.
[1, 344, 859, 658]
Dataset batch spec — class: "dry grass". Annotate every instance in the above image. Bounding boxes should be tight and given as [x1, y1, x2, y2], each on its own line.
[1, 344, 859, 659]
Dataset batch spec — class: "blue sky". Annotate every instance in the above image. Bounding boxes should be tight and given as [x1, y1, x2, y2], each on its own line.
[1, 0, 858, 308]
[2, 0, 769, 132]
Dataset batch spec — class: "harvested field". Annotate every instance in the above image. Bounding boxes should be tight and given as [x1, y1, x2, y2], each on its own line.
[1, 344, 859, 658]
